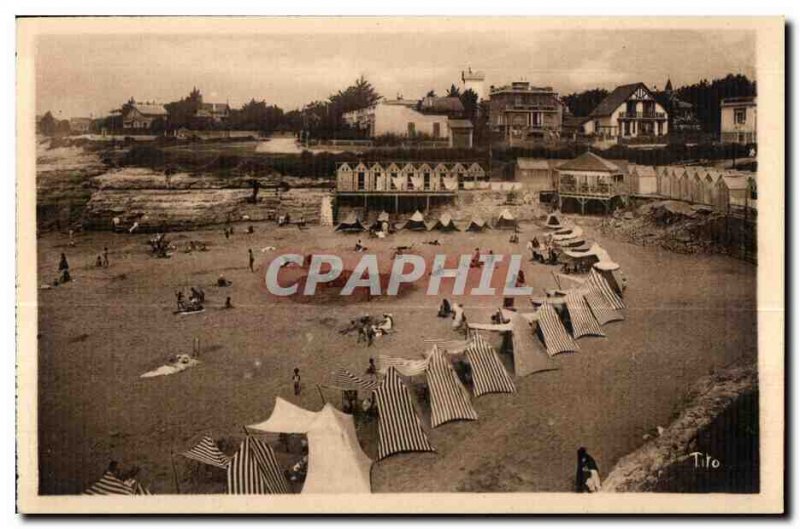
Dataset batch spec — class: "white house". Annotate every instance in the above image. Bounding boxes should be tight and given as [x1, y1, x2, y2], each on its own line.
[582, 83, 669, 141]
[343, 98, 450, 140]
[720, 96, 757, 145]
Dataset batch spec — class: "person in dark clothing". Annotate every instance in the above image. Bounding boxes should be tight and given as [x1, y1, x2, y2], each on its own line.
[58, 253, 71, 282]
[248, 249, 255, 272]
[292, 368, 301, 396]
[437, 298, 452, 318]
[575, 447, 601, 492]
[95, 255, 103, 268]
[224, 227, 230, 239]
[224, 296, 233, 309]
[365, 357, 376, 375]
[102, 247, 109, 268]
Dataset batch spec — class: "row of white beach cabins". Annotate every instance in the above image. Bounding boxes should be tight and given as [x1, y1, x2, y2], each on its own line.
[337, 161, 757, 213]
[631, 165, 757, 212]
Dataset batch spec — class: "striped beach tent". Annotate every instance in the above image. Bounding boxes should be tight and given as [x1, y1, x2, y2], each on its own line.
[181, 435, 231, 469]
[582, 284, 624, 325]
[536, 303, 579, 356]
[227, 436, 290, 495]
[587, 268, 625, 310]
[425, 347, 478, 427]
[84, 471, 134, 496]
[464, 334, 516, 396]
[377, 354, 431, 377]
[374, 367, 435, 460]
[326, 367, 379, 392]
[564, 291, 605, 338]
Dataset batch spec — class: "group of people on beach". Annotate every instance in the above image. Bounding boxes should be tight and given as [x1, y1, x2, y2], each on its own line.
[339, 314, 395, 347]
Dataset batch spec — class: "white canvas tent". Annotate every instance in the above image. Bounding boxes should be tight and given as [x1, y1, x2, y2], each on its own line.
[335, 213, 366, 232]
[495, 209, 518, 229]
[465, 217, 489, 232]
[370, 211, 391, 232]
[429, 212, 460, 232]
[399, 210, 429, 231]
[248, 397, 373, 494]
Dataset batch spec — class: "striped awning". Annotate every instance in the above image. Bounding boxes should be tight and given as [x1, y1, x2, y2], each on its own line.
[377, 354, 431, 377]
[181, 435, 231, 469]
[84, 471, 134, 495]
[227, 436, 291, 495]
[588, 268, 625, 310]
[565, 291, 605, 338]
[374, 367, 435, 460]
[583, 285, 624, 325]
[536, 303, 579, 356]
[426, 347, 478, 427]
[464, 334, 516, 396]
[508, 313, 559, 376]
[326, 368, 379, 392]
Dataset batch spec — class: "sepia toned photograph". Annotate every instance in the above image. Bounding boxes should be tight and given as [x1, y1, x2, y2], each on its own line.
[15, 16, 784, 514]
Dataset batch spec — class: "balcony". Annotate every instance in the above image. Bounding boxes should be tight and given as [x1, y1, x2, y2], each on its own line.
[558, 181, 629, 197]
[620, 111, 667, 119]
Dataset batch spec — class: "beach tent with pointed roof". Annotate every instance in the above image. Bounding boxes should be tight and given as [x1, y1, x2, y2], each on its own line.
[399, 210, 428, 231]
[495, 209, 518, 229]
[182, 435, 231, 469]
[335, 213, 365, 232]
[463, 334, 516, 396]
[564, 290, 605, 338]
[465, 216, 489, 232]
[425, 346, 478, 427]
[374, 367, 435, 460]
[429, 212, 460, 231]
[248, 398, 373, 494]
[587, 268, 625, 309]
[535, 303, 579, 356]
[227, 436, 290, 495]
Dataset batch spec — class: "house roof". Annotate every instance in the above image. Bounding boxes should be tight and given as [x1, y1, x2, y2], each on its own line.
[422, 96, 464, 114]
[589, 83, 649, 118]
[721, 176, 750, 190]
[133, 103, 167, 116]
[631, 165, 656, 177]
[447, 118, 474, 129]
[557, 152, 622, 173]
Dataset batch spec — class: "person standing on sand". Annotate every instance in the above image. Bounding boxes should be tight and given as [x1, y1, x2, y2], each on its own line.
[575, 447, 601, 493]
[292, 368, 301, 396]
[58, 253, 71, 282]
[102, 247, 109, 268]
[248, 249, 255, 272]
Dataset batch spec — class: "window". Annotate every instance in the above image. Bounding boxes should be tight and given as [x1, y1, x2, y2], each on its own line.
[423, 172, 431, 189]
[357, 172, 365, 190]
[407, 122, 416, 137]
[373, 172, 381, 188]
[734, 108, 747, 124]
[432, 123, 441, 138]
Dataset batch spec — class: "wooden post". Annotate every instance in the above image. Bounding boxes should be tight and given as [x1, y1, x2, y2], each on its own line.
[426, 195, 430, 213]
[316, 384, 327, 406]
[395, 194, 399, 214]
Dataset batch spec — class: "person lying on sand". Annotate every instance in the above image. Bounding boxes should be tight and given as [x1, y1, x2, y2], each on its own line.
[354, 239, 367, 252]
[424, 239, 441, 246]
[140, 354, 199, 378]
[217, 274, 232, 287]
[374, 313, 394, 336]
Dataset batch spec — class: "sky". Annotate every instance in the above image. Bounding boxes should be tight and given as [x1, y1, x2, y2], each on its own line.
[34, 23, 756, 119]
